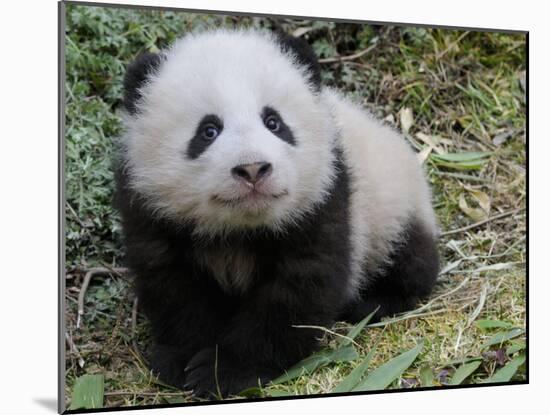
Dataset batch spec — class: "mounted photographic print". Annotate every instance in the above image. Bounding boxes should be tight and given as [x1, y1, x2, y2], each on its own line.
[60, 1, 527, 412]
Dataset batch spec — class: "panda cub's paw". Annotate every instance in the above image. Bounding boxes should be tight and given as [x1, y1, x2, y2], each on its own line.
[183, 347, 275, 398]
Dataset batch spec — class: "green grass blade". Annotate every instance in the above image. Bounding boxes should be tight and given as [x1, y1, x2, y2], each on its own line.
[482, 354, 526, 383]
[340, 307, 379, 346]
[69, 374, 104, 410]
[332, 344, 378, 393]
[352, 341, 424, 391]
[481, 328, 524, 349]
[271, 344, 358, 385]
[449, 360, 482, 385]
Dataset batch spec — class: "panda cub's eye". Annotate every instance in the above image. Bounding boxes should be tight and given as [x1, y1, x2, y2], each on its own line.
[264, 114, 281, 132]
[202, 124, 220, 141]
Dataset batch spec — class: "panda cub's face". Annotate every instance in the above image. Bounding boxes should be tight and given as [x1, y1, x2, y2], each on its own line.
[122, 30, 336, 235]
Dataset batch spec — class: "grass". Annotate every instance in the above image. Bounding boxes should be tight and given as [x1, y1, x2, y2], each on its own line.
[64, 3, 526, 409]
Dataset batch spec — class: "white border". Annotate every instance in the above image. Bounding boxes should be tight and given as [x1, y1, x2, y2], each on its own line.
[1, 0, 544, 414]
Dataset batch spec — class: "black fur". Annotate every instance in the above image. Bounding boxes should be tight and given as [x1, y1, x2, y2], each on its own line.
[262, 106, 296, 146]
[340, 219, 440, 323]
[186, 114, 224, 159]
[122, 52, 164, 115]
[114, 149, 352, 398]
[275, 32, 322, 91]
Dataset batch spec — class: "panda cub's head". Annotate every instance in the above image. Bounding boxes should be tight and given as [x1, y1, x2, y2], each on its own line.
[120, 29, 337, 236]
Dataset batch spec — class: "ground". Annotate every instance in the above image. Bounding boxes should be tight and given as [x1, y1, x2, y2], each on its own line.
[63, 4, 526, 409]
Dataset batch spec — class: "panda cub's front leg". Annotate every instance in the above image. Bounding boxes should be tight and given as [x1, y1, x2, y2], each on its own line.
[135, 270, 231, 391]
[183, 276, 343, 398]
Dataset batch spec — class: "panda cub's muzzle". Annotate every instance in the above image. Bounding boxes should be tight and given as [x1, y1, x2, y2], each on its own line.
[231, 161, 273, 187]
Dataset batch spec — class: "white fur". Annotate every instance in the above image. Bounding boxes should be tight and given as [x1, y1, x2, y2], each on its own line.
[120, 29, 337, 240]
[323, 89, 438, 295]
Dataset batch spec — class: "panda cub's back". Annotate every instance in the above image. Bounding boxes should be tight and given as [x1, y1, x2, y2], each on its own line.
[323, 89, 438, 291]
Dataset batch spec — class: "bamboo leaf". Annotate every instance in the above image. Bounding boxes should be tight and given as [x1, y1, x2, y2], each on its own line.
[269, 390, 293, 397]
[459, 193, 487, 221]
[270, 344, 358, 385]
[432, 152, 492, 162]
[332, 344, 378, 393]
[482, 328, 524, 349]
[506, 342, 526, 355]
[450, 360, 482, 385]
[237, 387, 265, 398]
[352, 341, 424, 391]
[482, 354, 525, 383]
[419, 366, 434, 387]
[69, 374, 104, 410]
[476, 319, 512, 330]
[340, 307, 379, 346]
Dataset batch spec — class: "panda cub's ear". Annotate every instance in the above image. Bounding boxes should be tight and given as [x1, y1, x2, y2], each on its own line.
[123, 52, 164, 115]
[275, 32, 322, 91]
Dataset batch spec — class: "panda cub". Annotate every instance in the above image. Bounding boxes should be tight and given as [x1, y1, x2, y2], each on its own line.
[114, 29, 439, 398]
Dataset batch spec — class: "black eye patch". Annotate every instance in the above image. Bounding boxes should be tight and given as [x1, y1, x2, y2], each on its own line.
[186, 114, 224, 159]
[262, 107, 296, 146]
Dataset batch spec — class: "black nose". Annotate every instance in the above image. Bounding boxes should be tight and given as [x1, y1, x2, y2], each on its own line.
[231, 162, 273, 185]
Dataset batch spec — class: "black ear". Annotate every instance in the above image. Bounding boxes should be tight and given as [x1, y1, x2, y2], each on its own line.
[123, 52, 164, 115]
[275, 32, 321, 91]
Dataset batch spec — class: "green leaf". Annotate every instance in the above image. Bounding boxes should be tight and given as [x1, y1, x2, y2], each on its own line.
[352, 341, 424, 391]
[69, 374, 105, 410]
[476, 319, 513, 330]
[340, 307, 379, 346]
[482, 354, 526, 383]
[481, 328, 524, 349]
[332, 344, 378, 393]
[271, 344, 358, 385]
[450, 360, 482, 385]
[419, 366, 434, 387]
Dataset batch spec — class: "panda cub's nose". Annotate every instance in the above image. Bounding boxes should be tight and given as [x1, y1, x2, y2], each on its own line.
[231, 162, 273, 185]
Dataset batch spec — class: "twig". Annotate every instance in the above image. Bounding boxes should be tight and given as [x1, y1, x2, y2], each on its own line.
[318, 44, 377, 64]
[291, 324, 360, 347]
[77, 267, 128, 329]
[466, 282, 489, 328]
[440, 208, 525, 237]
[366, 308, 447, 328]
[65, 331, 85, 368]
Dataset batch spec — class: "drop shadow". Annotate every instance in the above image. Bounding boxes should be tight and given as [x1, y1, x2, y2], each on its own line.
[34, 398, 58, 413]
